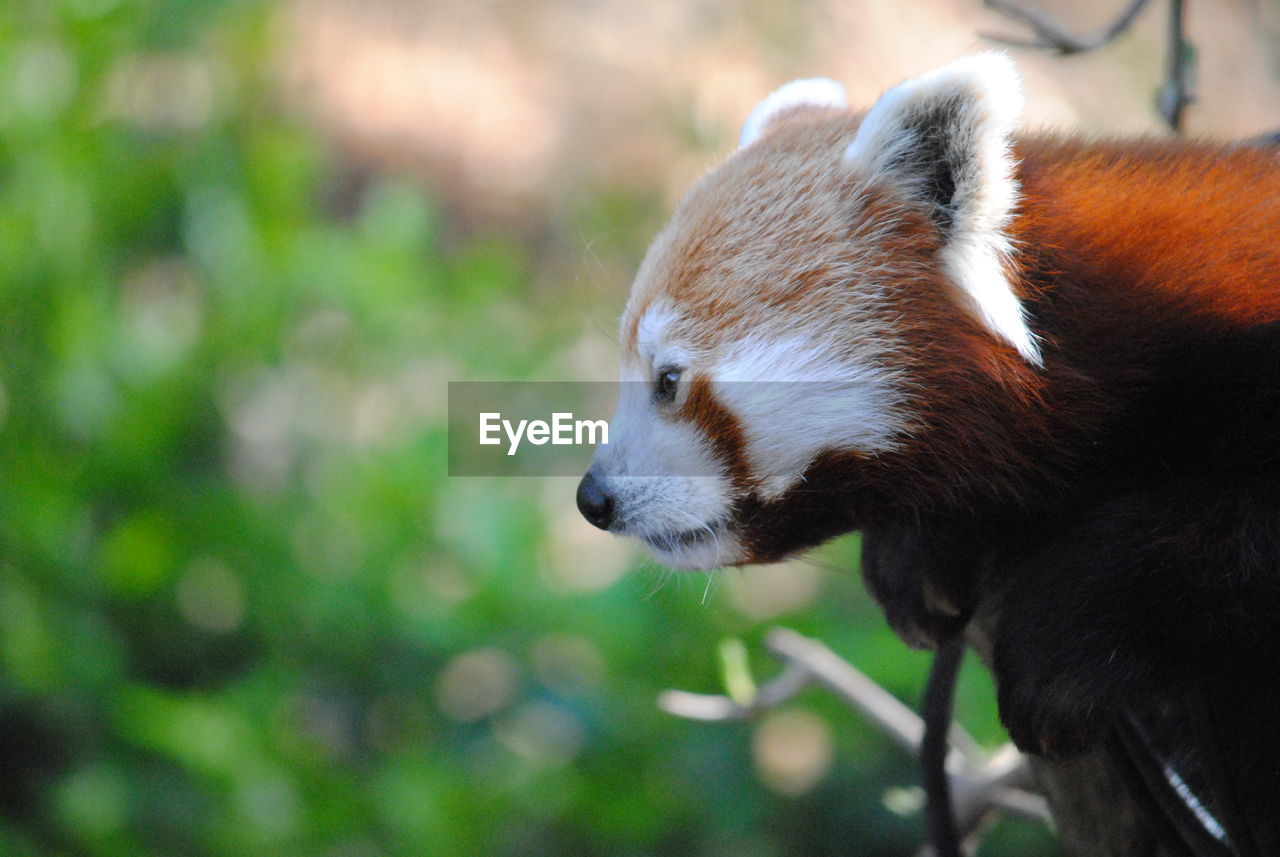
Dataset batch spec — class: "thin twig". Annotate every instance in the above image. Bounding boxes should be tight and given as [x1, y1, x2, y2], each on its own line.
[981, 0, 1151, 53]
[980, 0, 1195, 133]
[1156, 0, 1193, 131]
[766, 627, 946, 754]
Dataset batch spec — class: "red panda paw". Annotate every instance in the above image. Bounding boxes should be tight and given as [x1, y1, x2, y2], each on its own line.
[860, 517, 983, 651]
[880, 593, 970, 651]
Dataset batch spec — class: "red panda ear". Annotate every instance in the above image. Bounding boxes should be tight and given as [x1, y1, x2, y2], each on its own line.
[739, 78, 847, 148]
[843, 54, 1040, 365]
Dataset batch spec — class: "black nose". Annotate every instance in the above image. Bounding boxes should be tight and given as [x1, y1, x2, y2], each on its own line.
[576, 470, 615, 530]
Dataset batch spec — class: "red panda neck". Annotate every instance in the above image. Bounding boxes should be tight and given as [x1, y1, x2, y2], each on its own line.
[1014, 136, 1280, 346]
[909, 137, 1280, 515]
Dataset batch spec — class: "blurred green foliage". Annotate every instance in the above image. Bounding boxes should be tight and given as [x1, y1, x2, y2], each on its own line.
[0, 2, 1061, 855]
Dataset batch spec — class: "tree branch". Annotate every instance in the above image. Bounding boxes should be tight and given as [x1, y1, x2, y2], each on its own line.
[981, 0, 1151, 53]
[658, 626, 1053, 846]
[1156, 0, 1193, 132]
[979, 0, 1196, 133]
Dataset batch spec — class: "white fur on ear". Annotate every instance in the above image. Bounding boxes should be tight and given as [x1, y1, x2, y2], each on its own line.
[843, 54, 1041, 366]
[739, 78, 847, 148]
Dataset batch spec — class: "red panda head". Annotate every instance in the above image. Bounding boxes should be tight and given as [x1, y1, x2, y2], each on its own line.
[578, 55, 1044, 569]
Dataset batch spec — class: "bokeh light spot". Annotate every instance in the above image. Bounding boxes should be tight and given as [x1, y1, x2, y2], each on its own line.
[176, 558, 246, 634]
[752, 709, 834, 797]
[435, 648, 519, 723]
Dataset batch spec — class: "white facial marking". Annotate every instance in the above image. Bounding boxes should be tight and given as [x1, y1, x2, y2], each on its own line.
[633, 300, 686, 367]
[739, 78, 848, 148]
[715, 334, 906, 498]
[843, 53, 1041, 365]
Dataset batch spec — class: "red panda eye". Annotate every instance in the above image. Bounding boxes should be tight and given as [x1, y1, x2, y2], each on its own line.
[654, 367, 681, 404]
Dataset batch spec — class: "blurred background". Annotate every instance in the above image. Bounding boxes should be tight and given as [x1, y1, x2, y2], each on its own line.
[1, 1, 1277, 855]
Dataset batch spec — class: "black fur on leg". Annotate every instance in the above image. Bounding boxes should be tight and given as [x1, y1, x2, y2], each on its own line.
[992, 478, 1280, 759]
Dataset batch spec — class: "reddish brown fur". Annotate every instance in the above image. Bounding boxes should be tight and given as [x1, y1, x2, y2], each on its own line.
[730, 133, 1280, 563]
[1015, 139, 1280, 329]
[678, 375, 752, 491]
[624, 112, 901, 349]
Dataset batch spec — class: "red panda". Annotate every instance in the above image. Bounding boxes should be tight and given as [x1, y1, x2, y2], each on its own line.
[576, 55, 1280, 760]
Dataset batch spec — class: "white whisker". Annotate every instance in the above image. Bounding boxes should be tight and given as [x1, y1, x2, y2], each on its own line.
[701, 566, 717, 605]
